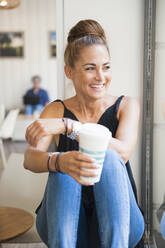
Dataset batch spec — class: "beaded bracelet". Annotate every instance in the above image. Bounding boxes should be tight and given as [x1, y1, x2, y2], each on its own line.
[55, 152, 64, 174]
[47, 152, 64, 174]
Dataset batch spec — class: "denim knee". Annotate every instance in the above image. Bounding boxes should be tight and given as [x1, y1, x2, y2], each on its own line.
[106, 148, 123, 160]
[104, 149, 125, 170]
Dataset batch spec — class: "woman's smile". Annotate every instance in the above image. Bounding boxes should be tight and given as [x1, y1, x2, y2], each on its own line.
[89, 83, 105, 91]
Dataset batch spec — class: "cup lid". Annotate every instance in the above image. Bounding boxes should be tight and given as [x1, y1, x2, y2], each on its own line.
[79, 123, 111, 139]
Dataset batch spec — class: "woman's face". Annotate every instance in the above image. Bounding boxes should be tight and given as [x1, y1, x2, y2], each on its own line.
[66, 44, 112, 100]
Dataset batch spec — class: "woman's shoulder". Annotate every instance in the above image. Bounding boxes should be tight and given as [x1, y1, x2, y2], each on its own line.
[40, 97, 75, 118]
[120, 96, 140, 108]
[117, 96, 140, 119]
[107, 95, 139, 106]
[40, 100, 65, 118]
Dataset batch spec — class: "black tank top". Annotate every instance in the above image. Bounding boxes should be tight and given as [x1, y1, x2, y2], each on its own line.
[54, 96, 138, 209]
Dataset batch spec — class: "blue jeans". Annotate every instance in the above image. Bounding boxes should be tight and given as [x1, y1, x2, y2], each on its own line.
[36, 149, 145, 248]
[25, 104, 43, 115]
[160, 212, 165, 239]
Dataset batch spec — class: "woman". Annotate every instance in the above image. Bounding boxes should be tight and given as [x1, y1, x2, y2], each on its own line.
[24, 19, 144, 248]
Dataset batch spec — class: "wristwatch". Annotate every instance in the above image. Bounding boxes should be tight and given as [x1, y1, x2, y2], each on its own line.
[67, 121, 82, 140]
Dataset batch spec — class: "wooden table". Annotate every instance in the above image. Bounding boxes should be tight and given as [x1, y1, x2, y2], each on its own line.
[0, 206, 34, 242]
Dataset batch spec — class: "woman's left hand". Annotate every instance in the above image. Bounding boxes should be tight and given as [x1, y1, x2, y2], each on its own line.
[25, 118, 62, 147]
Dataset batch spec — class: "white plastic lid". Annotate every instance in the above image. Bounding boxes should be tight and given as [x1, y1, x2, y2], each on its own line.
[79, 123, 111, 138]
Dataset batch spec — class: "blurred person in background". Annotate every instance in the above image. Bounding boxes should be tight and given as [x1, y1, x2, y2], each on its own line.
[23, 75, 49, 116]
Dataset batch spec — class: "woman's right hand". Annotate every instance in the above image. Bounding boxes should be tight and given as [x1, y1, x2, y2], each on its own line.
[25, 118, 66, 147]
[58, 151, 99, 186]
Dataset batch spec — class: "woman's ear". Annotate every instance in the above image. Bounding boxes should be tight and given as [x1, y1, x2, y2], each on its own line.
[64, 65, 72, 79]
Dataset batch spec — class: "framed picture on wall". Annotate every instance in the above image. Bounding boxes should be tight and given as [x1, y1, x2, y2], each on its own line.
[49, 31, 56, 57]
[0, 31, 24, 58]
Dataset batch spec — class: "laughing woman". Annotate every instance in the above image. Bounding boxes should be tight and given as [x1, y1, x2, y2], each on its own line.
[24, 19, 145, 248]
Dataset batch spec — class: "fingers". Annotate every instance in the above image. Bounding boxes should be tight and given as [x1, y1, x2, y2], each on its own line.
[71, 166, 99, 186]
[70, 165, 99, 178]
[57, 151, 100, 186]
[59, 151, 99, 185]
[69, 159, 98, 170]
[25, 120, 48, 146]
[72, 151, 96, 163]
[71, 172, 95, 186]
[68, 151, 98, 170]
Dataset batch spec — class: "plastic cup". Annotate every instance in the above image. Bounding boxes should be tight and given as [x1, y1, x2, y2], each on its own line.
[79, 123, 111, 185]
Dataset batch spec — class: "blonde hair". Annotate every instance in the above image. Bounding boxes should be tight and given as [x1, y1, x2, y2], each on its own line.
[64, 19, 109, 68]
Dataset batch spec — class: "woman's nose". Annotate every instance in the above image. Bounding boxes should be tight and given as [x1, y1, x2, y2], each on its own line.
[95, 69, 104, 81]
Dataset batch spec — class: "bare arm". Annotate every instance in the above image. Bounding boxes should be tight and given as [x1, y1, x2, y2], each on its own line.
[24, 141, 52, 173]
[108, 97, 140, 163]
[24, 102, 66, 172]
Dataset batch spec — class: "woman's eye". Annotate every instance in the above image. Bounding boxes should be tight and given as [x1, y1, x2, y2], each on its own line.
[85, 67, 95, 71]
[104, 65, 111, 70]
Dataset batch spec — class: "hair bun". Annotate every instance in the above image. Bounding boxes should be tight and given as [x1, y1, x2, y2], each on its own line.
[67, 19, 106, 43]
[64, 19, 109, 67]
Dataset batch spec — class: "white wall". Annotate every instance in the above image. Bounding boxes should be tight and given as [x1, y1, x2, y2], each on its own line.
[0, 0, 57, 109]
[153, 0, 165, 231]
[62, 0, 144, 199]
